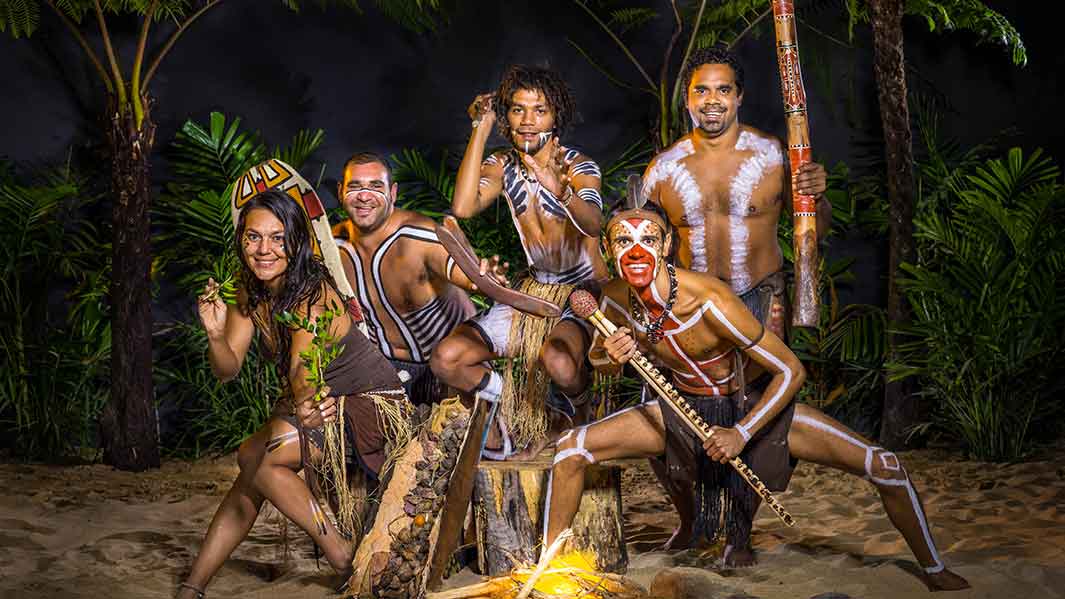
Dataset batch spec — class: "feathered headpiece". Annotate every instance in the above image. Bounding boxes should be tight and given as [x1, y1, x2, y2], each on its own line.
[605, 174, 669, 234]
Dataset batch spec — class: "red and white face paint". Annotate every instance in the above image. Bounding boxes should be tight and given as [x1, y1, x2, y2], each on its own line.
[609, 217, 664, 289]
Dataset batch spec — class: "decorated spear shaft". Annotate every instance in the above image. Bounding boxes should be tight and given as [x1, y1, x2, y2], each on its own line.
[569, 291, 795, 527]
[773, 0, 819, 327]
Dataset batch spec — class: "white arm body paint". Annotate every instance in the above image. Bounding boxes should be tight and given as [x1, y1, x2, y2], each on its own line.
[705, 299, 793, 438]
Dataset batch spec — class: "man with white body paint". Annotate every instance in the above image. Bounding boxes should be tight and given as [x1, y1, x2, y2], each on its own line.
[432, 65, 608, 459]
[643, 46, 831, 341]
[542, 204, 970, 592]
[330, 152, 507, 406]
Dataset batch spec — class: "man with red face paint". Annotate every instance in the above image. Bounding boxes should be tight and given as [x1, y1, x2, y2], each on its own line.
[331, 152, 508, 406]
[540, 204, 969, 591]
[432, 65, 608, 459]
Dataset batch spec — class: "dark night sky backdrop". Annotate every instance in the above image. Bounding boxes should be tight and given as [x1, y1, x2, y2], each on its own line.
[2, 1, 1062, 309]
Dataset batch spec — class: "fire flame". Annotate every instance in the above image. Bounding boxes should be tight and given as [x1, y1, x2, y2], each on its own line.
[503, 550, 640, 598]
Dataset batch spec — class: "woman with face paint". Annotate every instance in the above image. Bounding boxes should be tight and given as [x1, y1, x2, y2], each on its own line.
[433, 65, 609, 460]
[541, 202, 969, 592]
[178, 190, 408, 599]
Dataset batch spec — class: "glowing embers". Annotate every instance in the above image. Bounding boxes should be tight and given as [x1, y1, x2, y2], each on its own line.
[431, 546, 644, 599]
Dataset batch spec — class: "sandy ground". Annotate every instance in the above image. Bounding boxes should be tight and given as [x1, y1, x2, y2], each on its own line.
[0, 445, 1063, 599]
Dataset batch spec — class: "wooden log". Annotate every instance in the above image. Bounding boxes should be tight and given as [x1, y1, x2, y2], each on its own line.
[472, 457, 628, 576]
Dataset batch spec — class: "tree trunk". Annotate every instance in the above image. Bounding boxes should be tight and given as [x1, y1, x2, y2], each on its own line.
[869, 0, 919, 449]
[101, 96, 160, 471]
[473, 459, 628, 576]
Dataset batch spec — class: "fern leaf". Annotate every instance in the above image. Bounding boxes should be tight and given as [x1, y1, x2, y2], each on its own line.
[0, 0, 41, 38]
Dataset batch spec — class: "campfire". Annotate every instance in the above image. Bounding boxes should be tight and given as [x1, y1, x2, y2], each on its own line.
[427, 530, 645, 599]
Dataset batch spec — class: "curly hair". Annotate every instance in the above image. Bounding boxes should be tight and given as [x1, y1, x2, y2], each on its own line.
[679, 46, 745, 105]
[236, 189, 336, 379]
[493, 64, 577, 139]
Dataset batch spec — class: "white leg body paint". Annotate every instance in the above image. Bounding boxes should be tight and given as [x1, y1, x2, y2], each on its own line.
[542, 400, 660, 544]
[728, 132, 783, 293]
[642, 140, 707, 271]
[793, 413, 945, 573]
[478, 371, 516, 460]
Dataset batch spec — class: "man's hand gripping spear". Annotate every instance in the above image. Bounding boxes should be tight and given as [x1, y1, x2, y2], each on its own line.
[568, 289, 795, 527]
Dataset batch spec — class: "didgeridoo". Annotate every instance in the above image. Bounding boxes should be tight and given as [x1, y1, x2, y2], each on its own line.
[568, 289, 795, 527]
[773, 0, 819, 328]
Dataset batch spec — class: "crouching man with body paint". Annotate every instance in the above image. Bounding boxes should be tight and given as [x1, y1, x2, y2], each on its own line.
[541, 204, 970, 592]
[331, 152, 504, 406]
[431, 65, 608, 459]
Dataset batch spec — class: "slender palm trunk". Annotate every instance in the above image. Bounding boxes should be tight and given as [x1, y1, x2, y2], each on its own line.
[100, 95, 159, 471]
[869, 0, 919, 449]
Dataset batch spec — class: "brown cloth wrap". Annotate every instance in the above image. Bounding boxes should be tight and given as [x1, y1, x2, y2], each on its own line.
[276, 323, 403, 478]
[660, 379, 797, 544]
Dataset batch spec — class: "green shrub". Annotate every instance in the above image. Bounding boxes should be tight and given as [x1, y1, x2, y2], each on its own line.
[890, 148, 1065, 460]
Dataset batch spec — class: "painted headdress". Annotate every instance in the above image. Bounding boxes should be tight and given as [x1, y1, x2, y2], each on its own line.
[230, 158, 368, 338]
[605, 174, 670, 238]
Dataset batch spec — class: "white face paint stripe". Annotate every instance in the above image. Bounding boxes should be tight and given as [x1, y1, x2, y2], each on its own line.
[479, 177, 491, 187]
[642, 140, 706, 271]
[727, 132, 784, 293]
[706, 300, 792, 433]
[344, 188, 388, 204]
[792, 413, 944, 573]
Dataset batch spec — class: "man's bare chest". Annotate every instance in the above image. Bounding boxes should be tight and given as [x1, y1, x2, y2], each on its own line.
[664, 157, 784, 224]
[352, 238, 432, 314]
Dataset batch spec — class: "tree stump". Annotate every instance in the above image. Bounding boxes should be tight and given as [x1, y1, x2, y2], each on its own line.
[472, 457, 628, 575]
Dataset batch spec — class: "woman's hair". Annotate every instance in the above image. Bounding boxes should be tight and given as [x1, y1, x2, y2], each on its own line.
[235, 189, 335, 378]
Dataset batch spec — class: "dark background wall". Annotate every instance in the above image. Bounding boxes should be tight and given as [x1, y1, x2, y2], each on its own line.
[2, 1, 1061, 310]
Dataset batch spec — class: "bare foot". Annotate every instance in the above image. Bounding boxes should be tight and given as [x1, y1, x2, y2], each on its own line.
[722, 543, 757, 568]
[507, 436, 555, 461]
[176, 582, 206, 599]
[921, 569, 971, 592]
[656, 525, 694, 551]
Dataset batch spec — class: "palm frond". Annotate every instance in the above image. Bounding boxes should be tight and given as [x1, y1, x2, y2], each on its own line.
[904, 0, 1027, 66]
[0, 0, 41, 38]
[271, 128, 325, 170]
[608, 6, 657, 34]
[391, 147, 455, 214]
[169, 112, 266, 193]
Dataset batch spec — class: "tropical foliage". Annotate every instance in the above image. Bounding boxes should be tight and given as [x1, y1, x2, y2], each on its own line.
[0, 161, 111, 458]
[890, 147, 1065, 461]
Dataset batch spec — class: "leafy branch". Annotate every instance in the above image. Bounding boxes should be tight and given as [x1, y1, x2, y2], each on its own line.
[276, 302, 347, 397]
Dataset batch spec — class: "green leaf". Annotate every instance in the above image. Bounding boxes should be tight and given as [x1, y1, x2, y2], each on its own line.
[0, 0, 41, 38]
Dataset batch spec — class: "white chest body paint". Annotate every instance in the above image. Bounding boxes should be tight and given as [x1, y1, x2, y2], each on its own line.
[728, 131, 783, 293]
[641, 140, 707, 271]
